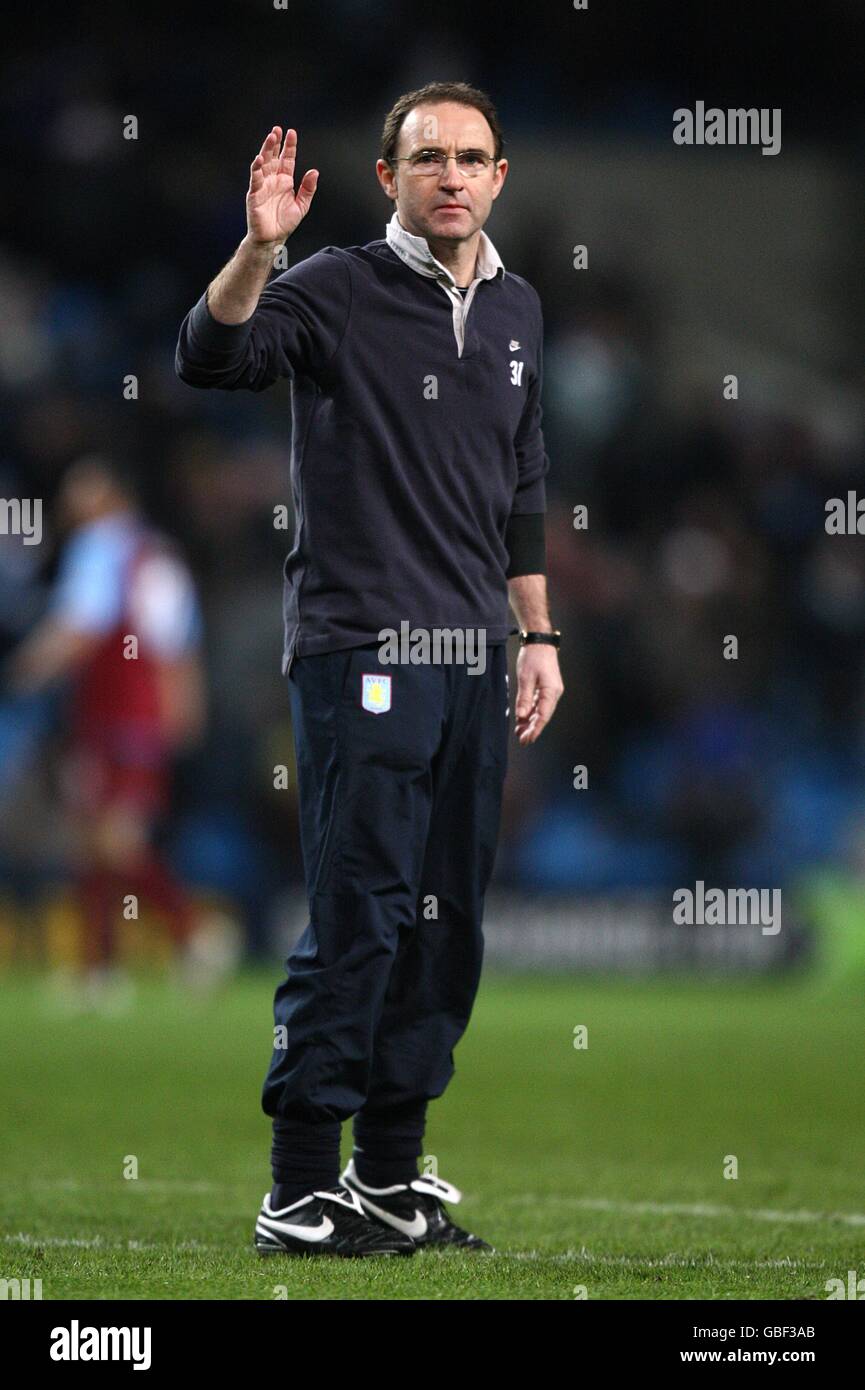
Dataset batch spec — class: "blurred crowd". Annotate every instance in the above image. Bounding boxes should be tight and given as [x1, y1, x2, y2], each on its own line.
[2, 4, 864, 961]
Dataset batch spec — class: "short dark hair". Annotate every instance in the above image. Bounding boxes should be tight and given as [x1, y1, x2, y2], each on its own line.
[380, 81, 504, 166]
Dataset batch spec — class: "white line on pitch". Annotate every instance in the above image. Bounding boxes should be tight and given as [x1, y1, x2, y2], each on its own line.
[502, 1196, 865, 1227]
[24, 1178, 241, 1193]
[0, 1233, 829, 1271]
[500, 1250, 818, 1267]
[0, 1233, 221, 1252]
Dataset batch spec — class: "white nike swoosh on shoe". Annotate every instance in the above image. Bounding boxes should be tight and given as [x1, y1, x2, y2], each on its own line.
[257, 1213, 335, 1243]
[355, 1195, 428, 1239]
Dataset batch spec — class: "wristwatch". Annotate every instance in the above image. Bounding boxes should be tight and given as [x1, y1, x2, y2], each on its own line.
[519, 629, 561, 649]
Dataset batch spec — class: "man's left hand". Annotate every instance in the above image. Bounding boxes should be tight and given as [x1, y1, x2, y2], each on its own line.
[513, 644, 564, 745]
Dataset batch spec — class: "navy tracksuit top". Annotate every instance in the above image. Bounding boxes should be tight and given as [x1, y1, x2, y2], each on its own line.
[174, 218, 550, 673]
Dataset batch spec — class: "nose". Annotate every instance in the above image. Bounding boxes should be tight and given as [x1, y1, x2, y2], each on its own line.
[438, 156, 465, 188]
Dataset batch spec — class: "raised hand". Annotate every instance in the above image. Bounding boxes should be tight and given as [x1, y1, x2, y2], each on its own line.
[246, 127, 319, 247]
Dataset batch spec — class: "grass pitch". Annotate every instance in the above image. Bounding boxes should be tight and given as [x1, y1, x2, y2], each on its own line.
[1, 967, 863, 1300]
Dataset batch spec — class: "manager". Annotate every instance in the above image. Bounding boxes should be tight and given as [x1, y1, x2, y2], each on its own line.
[175, 80, 564, 1258]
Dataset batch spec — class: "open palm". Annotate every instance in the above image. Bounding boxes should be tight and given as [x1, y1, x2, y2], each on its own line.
[246, 127, 319, 245]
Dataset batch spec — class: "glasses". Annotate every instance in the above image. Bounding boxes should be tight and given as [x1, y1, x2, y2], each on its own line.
[390, 150, 497, 177]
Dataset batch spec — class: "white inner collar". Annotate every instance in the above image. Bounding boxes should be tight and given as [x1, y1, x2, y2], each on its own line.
[385, 210, 504, 289]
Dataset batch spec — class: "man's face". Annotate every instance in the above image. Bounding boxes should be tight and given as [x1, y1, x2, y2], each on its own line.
[57, 461, 124, 531]
[377, 101, 507, 245]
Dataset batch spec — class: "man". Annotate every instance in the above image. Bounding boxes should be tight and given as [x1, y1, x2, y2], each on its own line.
[7, 454, 208, 1000]
[175, 81, 564, 1258]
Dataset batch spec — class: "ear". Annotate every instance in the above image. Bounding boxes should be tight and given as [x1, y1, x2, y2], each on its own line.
[375, 158, 397, 201]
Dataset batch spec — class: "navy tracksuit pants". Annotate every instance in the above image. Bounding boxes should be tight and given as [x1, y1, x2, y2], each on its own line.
[261, 639, 509, 1185]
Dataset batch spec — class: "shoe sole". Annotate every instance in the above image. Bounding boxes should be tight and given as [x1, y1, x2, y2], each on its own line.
[254, 1227, 414, 1258]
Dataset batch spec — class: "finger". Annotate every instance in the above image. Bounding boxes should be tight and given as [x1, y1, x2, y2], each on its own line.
[256, 127, 281, 169]
[267, 126, 284, 175]
[254, 129, 275, 161]
[279, 128, 298, 170]
[521, 709, 551, 743]
[294, 169, 319, 211]
[514, 682, 538, 720]
[534, 688, 559, 724]
[516, 711, 540, 745]
[250, 131, 279, 191]
[249, 155, 265, 192]
[513, 702, 537, 738]
[517, 686, 561, 743]
[520, 708, 549, 744]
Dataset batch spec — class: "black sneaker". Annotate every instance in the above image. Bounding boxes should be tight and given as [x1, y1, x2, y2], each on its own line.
[254, 1183, 416, 1257]
[340, 1158, 494, 1252]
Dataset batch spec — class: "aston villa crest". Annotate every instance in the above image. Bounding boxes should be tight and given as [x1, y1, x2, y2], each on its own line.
[361, 672, 392, 714]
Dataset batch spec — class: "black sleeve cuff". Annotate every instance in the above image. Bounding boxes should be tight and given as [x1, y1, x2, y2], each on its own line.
[188, 291, 256, 352]
[504, 511, 546, 578]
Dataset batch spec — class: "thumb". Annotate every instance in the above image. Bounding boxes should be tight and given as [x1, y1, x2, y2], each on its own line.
[295, 169, 319, 208]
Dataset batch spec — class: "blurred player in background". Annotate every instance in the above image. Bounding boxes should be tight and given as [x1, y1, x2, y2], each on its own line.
[7, 453, 215, 1001]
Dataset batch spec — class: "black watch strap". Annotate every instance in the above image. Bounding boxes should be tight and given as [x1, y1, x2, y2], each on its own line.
[519, 629, 561, 649]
